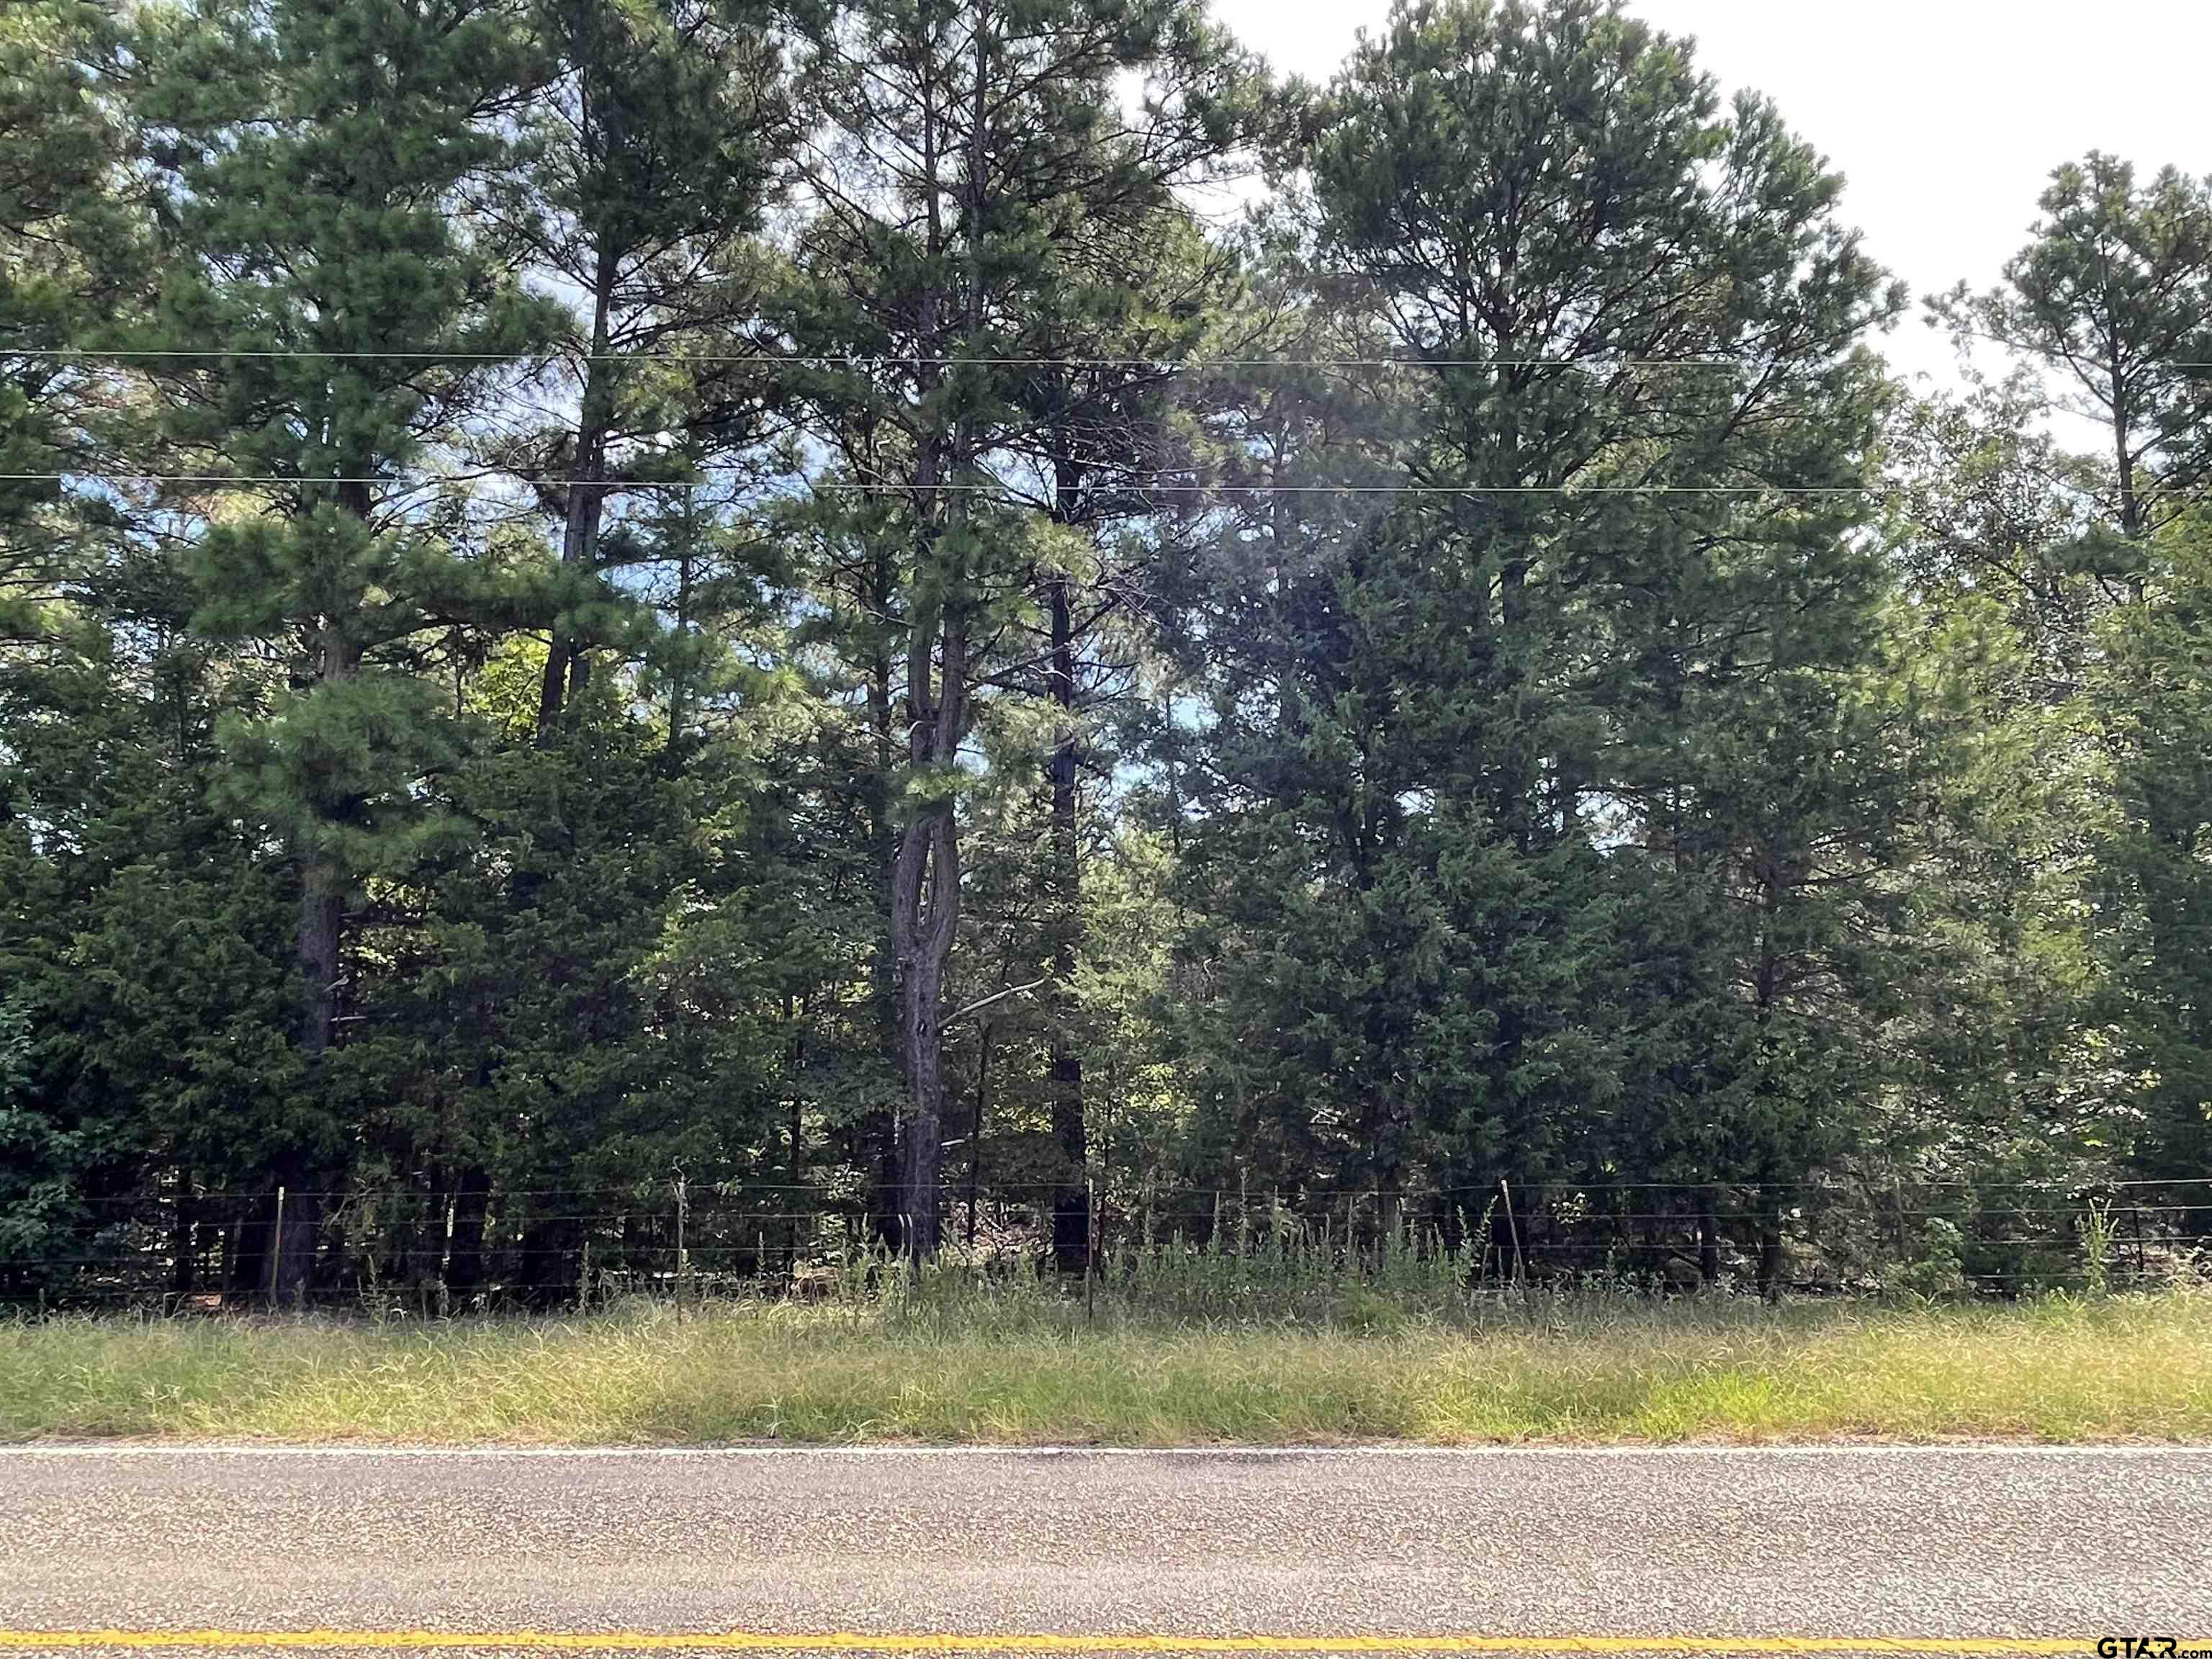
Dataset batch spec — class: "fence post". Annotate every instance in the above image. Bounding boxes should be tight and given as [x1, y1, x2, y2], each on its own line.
[673, 1173, 689, 1313]
[270, 1184, 286, 1309]
[1084, 1172, 1097, 1325]
[1498, 1177, 1524, 1290]
[441, 1198, 456, 1313]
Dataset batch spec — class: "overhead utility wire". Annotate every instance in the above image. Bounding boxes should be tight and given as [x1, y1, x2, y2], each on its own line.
[12, 348, 1755, 367]
[0, 472, 1885, 496]
[21, 341, 2212, 367]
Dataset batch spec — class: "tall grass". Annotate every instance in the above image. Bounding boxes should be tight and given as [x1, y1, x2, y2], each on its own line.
[3, 1260, 2208, 1446]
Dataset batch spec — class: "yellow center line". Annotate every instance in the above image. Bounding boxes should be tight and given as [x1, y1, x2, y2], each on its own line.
[0, 1633, 2154, 1655]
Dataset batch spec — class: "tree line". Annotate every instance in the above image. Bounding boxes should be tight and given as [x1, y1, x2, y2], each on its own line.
[4, 0, 2210, 1307]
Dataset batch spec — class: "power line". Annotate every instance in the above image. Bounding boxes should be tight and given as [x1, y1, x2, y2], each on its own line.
[12, 348, 1758, 368]
[2, 472, 1881, 496]
[21, 342, 2212, 369]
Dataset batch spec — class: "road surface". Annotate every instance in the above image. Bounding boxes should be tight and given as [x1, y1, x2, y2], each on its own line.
[0, 1446, 2206, 1655]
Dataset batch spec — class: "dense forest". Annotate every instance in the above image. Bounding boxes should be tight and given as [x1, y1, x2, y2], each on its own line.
[4, 0, 2210, 1308]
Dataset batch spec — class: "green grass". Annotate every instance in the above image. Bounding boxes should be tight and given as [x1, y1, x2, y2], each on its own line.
[4, 1280, 2209, 1445]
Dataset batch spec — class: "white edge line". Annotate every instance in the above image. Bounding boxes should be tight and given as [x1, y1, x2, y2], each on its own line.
[2, 1442, 2208, 1459]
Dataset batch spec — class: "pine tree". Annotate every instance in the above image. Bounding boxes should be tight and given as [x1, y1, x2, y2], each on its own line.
[1169, 0, 1901, 1272]
[0, 0, 143, 637]
[132, 0, 563, 1300]
[0, 541, 301, 1299]
[1930, 154, 2212, 557]
[780, 0, 1254, 1254]
[1938, 152, 2212, 1198]
[498, 0, 796, 732]
[1876, 387, 2113, 1206]
[2098, 523, 2212, 1184]
[997, 207, 1229, 1271]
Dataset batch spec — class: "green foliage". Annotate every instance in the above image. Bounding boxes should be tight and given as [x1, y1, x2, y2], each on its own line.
[1161, 0, 1905, 1257]
[1931, 153, 2212, 538]
[0, 557, 305, 1300]
[5, 0, 2212, 1308]
[0, 0, 145, 635]
[1896, 1218, 1968, 1303]
[131, 0, 569, 867]
[2097, 523, 2212, 1179]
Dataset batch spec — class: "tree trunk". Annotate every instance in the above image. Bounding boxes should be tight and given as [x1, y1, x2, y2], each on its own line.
[225, 1208, 264, 1308]
[1697, 1190, 1720, 1286]
[1491, 1189, 1521, 1285]
[384, 1198, 421, 1292]
[863, 543, 903, 1250]
[297, 850, 343, 1056]
[539, 249, 617, 735]
[2108, 345, 2142, 541]
[966, 1022, 990, 1249]
[664, 496, 696, 771]
[168, 1174, 197, 1299]
[271, 709, 346, 1308]
[446, 1166, 490, 1305]
[892, 803, 958, 1258]
[517, 1214, 580, 1311]
[884, 391, 949, 1255]
[274, 740, 345, 1307]
[264, 1159, 321, 1308]
[1046, 559, 1089, 1275]
[884, 0, 1000, 1261]
[1757, 1212, 1785, 1303]
[787, 997, 806, 1278]
[886, 12, 991, 1263]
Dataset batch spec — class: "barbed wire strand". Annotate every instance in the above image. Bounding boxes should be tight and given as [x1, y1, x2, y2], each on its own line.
[58, 1174, 2212, 1202]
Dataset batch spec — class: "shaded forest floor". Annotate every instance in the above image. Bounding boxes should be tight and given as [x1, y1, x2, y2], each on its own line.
[4, 1282, 2209, 1444]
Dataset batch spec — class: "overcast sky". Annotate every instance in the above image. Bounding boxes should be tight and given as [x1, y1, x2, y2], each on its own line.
[1208, 0, 2212, 390]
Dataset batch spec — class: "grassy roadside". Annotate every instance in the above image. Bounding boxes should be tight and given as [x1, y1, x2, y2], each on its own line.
[3, 1285, 2208, 1445]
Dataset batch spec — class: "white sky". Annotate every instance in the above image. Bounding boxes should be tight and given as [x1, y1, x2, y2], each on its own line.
[1208, 0, 2212, 391]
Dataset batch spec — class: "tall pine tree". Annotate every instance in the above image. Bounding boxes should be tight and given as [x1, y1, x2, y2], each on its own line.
[780, 0, 1253, 1253]
[132, 0, 562, 1300]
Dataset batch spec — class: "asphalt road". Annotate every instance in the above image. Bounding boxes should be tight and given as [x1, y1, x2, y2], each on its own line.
[0, 1446, 2206, 1656]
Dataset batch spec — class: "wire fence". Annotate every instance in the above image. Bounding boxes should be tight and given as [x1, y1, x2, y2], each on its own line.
[6, 1172, 2208, 1313]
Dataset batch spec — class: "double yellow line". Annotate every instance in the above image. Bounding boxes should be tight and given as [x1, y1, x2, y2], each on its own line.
[0, 1633, 2145, 1655]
